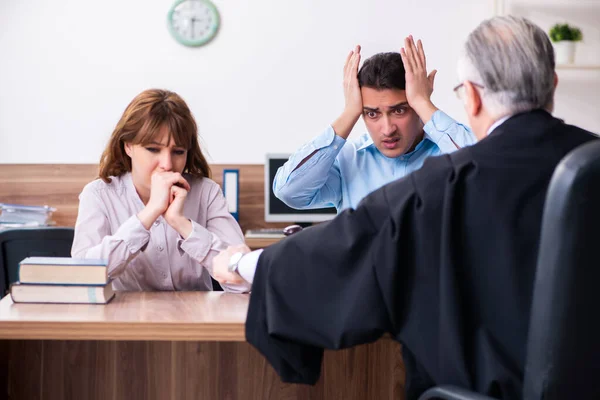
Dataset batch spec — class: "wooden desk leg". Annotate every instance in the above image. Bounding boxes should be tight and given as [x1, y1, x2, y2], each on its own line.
[0, 340, 8, 400]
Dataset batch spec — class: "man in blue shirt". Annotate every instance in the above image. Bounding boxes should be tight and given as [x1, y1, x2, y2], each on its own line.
[274, 36, 476, 212]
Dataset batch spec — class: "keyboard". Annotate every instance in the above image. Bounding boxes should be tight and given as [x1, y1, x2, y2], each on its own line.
[244, 228, 285, 239]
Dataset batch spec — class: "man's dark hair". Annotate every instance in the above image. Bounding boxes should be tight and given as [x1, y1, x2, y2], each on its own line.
[358, 52, 406, 90]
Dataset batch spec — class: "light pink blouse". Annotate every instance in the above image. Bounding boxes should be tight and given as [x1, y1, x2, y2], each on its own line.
[71, 172, 250, 292]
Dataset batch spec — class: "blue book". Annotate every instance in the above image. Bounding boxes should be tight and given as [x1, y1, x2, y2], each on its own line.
[223, 169, 239, 221]
[18, 257, 109, 285]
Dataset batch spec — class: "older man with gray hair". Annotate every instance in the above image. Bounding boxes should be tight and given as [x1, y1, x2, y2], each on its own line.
[213, 16, 598, 399]
[455, 15, 559, 140]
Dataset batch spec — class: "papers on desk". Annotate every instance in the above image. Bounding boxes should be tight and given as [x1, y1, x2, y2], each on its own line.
[0, 203, 56, 226]
[244, 228, 285, 239]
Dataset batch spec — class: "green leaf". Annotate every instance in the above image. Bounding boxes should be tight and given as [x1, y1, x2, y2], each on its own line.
[549, 23, 583, 42]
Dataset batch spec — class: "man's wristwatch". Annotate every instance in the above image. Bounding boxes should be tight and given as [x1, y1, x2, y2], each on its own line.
[228, 252, 245, 273]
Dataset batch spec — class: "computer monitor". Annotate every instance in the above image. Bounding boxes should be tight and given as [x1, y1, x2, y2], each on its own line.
[265, 154, 337, 223]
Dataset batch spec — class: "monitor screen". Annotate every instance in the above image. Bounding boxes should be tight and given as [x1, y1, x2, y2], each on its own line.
[265, 154, 337, 223]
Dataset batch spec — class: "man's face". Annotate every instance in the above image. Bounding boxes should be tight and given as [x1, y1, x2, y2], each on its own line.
[456, 81, 488, 141]
[361, 87, 424, 158]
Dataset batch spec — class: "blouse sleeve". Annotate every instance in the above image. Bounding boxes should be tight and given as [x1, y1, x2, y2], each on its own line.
[177, 182, 250, 293]
[71, 185, 150, 277]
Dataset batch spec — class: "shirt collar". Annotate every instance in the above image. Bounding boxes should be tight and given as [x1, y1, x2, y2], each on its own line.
[123, 172, 146, 209]
[357, 136, 375, 151]
[356, 132, 433, 153]
[487, 115, 513, 136]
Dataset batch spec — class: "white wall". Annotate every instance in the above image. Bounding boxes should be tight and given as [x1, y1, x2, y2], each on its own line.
[502, 0, 600, 134]
[1, 0, 596, 164]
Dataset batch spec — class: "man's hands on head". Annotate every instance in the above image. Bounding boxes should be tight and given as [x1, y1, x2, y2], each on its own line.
[343, 45, 364, 118]
[332, 45, 363, 140]
[212, 244, 252, 286]
[400, 36, 439, 124]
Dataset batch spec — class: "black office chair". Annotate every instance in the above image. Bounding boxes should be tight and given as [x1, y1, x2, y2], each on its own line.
[0, 227, 74, 294]
[211, 278, 223, 291]
[419, 140, 600, 400]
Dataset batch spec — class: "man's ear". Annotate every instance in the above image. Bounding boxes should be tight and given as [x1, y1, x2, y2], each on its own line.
[464, 81, 482, 117]
[124, 142, 133, 158]
[553, 71, 559, 89]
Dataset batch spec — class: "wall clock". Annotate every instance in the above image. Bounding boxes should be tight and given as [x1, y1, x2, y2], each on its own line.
[167, 0, 220, 47]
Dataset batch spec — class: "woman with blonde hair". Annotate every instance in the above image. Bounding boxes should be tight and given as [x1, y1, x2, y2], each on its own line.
[72, 89, 248, 292]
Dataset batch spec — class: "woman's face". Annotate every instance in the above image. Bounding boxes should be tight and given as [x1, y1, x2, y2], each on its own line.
[124, 125, 188, 193]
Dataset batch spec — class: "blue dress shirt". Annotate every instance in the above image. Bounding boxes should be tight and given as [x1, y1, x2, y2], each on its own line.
[273, 110, 475, 212]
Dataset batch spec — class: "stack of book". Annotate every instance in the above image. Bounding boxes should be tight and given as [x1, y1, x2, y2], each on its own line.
[9, 257, 115, 304]
[0, 203, 57, 229]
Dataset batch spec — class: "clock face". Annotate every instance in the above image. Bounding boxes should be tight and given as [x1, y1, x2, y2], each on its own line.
[167, 0, 220, 47]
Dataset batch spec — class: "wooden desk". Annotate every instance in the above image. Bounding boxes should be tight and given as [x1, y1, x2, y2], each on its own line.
[0, 292, 404, 400]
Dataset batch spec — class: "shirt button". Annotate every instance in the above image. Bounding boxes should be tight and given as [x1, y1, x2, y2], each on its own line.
[158, 246, 164, 251]
[333, 145, 339, 150]
[162, 273, 167, 278]
[154, 221, 160, 226]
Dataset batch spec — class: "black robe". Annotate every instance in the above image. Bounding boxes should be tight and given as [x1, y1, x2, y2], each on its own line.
[246, 110, 598, 399]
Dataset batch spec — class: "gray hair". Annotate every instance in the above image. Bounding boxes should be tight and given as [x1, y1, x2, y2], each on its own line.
[457, 16, 556, 118]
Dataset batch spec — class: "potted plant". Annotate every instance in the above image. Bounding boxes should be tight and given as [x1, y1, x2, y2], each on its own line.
[549, 23, 583, 65]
